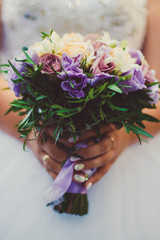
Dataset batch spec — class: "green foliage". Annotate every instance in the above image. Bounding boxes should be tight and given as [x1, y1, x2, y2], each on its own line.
[3, 51, 160, 148]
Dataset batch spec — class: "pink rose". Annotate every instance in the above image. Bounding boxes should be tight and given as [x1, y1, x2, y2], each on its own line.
[93, 41, 108, 53]
[84, 33, 100, 43]
[142, 63, 155, 84]
[38, 53, 61, 74]
[91, 52, 115, 75]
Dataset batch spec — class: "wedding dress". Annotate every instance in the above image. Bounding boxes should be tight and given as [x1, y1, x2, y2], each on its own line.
[1, 0, 160, 239]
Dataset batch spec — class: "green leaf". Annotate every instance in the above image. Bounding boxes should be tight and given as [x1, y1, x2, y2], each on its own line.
[89, 108, 99, 123]
[8, 60, 25, 81]
[88, 88, 94, 99]
[51, 104, 64, 109]
[23, 138, 28, 151]
[11, 78, 23, 84]
[10, 102, 32, 110]
[141, 114, 160, 122]
[0, 70, 8, 74]
[22, 47, 28, 51]
[52, 123, 60, 142]
[109, 102, 128, 111]
[123, 122, 153, 138]
[100, 106, 105, 120]
[107, 84, 122, 93]
[146, 81, 159, 87]
[23, 50, 36, 66]
[0, 64, 10, 67]
[50, 29, 54, 35]
[35, 95, 47, 100]
[18, 109, 33, 127]
[55, 129, 61, 144]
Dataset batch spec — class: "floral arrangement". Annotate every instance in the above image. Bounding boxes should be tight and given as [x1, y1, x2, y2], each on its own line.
[1, 30, 159, 216]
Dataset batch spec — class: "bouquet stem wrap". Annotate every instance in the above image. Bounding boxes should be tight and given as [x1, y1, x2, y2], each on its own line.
[44, 143, 91, 216]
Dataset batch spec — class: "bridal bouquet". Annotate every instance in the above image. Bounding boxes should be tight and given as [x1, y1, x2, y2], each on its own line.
[1, 30, 159, 216]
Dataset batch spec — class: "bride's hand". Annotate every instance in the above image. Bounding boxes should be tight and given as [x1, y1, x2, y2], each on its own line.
[27, 127, 68, 180]
[70, 125, 131, 188]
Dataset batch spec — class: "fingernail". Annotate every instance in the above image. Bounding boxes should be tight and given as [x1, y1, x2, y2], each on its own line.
[74, 163, 84, 171]
[70, 156, 80, 162]
[74, 174, 86, 183]
[68, 136, 79, 143]
[84, 169, 92, 175]
[86, 182, 92, 190]
[43, 154, 49, 162]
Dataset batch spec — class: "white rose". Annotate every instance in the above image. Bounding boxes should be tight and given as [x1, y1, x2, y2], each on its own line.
[105, 47, 137, 73]
[32, 31, 63, 56]
[100, 31, 119, 47]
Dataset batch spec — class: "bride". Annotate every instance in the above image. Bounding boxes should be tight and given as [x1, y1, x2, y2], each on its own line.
[0, 0, 160, 239]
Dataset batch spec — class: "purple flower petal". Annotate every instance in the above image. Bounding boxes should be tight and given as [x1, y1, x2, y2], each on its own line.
[88, 73, 118, 87]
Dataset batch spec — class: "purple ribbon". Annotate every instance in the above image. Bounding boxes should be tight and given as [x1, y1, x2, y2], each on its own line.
[44, 143, 88, 205]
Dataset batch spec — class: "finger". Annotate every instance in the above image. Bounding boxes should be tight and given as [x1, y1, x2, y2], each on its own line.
[45, 126, 74, 148]
[76, 124, 115, 144]
[74, 150, 114, 171]
[40, 135, 67, 163]
[83, 158, 116, 189]
[73, 171, 88, 183]
[72, 135, 114, 160]
[42, 154, 62, 174]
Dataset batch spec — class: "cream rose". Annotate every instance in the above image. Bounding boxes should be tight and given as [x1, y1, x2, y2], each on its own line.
[62, 33, 84, 43]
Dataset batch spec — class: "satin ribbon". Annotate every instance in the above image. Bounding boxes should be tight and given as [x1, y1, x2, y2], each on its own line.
[44, 143, 89, 205]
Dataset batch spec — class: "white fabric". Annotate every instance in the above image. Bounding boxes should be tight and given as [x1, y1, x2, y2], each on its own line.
[1, 0, 148, 61]
[0, 131, 160, 240]
[1, 0, 160, 239]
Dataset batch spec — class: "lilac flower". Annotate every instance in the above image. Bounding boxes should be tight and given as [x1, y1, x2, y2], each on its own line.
[119, 67, 146, 94]
[88, 73, 118, 87]
[62, 53, 83, 73]
[59, 71, 87, 98]
[129, 49, 143, 65]
[8, 48, 38, 97]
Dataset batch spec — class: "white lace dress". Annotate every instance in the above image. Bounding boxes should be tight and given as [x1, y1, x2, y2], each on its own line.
[1, 0, 160, 240]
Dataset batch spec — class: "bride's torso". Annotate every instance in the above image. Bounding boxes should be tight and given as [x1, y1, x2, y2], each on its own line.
[1, 0, 148, 61]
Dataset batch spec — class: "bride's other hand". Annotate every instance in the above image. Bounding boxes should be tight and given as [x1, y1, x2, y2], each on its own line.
[71, 125, 133, 188]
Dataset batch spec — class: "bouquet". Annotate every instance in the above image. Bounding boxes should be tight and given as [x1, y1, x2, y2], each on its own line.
[1, 30, 159, 216]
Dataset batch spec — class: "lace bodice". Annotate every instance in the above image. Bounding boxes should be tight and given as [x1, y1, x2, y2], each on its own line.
[1, 0, 148, 61]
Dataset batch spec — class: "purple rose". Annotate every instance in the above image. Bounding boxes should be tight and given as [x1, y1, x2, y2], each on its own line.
[129, 49, 143, 65]
[38, 53, 61, 74]
[59, 71, 87, 98]
[91, 52, 115, 75]
[88, 73, 118, 87]
[62, 53, 83, 73]
[8, 48, 38, 97]
[119, 67, 146, 94]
